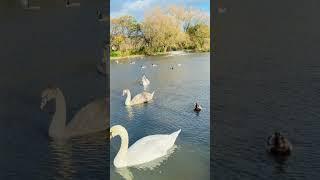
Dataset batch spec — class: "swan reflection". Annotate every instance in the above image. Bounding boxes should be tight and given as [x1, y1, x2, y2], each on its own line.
[114, 145, 177, 180]
[125, 106, 134, 120]
[49, 140, 73, 179]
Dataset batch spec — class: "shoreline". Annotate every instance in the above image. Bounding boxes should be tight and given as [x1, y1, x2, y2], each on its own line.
[110, 50, 210, 61]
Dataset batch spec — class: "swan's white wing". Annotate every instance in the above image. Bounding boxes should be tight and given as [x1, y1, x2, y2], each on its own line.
[131, 92, 153, 104]
[127, 134, 174, 166]
[66, 98, 108, 135]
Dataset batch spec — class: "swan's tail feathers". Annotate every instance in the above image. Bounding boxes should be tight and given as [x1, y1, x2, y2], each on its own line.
[151, 91, 155, 97]
[170, 129, 181, 141]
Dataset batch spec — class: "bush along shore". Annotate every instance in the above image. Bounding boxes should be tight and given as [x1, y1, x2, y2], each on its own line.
[110, 5, 210, 60]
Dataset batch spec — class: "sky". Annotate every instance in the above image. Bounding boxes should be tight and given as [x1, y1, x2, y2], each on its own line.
[110, 0, 210, 20]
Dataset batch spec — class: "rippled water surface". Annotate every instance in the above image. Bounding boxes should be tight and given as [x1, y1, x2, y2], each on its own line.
[110, 53, 210, 180]
[213, 0, 320, 179]
[0, 1, 107, 179]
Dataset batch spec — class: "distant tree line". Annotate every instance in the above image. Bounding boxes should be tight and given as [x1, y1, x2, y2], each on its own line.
[110, 5, 210, 57]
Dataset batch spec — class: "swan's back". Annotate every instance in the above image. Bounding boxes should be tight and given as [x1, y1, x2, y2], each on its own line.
[67, 98, 109, 136]
[131, 92, 154, 105]
[126, 129, 181, 167]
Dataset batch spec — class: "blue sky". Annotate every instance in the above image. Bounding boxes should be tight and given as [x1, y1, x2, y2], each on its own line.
[110, 0, 210, 20]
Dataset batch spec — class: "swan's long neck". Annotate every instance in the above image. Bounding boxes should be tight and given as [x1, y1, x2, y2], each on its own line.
[125, 91, 131, 106]
[49, 89, 67, 138]
[114, 129, 129, 167]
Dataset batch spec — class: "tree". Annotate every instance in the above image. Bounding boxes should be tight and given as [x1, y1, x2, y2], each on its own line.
[187, 23, 210, 51]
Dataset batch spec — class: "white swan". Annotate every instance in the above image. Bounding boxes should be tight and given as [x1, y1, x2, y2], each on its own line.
[40, 87, 109, 139]
[141, 65, 146, 69]
[110, 125, 181, 168]
[130, 61, 135, 64]
[141, 75, 150, 89]
[177, 63, 182, 67]
[122, 89, 154, 106]
[152, 64, 158, 67]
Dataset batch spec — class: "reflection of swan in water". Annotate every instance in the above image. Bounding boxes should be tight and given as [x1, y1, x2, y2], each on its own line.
[21, 0, 40, 10]
[49, 140, 74, 179]
[110, 125, 181, 168]
[122, 89, 154, 106]
[115, 145, 177, 180]
[125, 106, 134, 120]
[40, 87, 109, 139]
[65, 0, 80, 8]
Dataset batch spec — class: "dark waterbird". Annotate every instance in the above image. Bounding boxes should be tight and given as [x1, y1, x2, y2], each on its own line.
[267, 132, 292, 156]
[194, 102, 202, 112]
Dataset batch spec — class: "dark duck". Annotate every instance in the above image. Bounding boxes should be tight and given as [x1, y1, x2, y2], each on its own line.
[267, 132, 292, 155]
[194, 102, 202, 112]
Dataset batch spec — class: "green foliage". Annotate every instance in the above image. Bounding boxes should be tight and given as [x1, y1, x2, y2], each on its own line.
[110, 6, 211, 58]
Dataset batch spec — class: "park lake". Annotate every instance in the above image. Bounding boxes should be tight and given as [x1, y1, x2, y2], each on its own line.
[110, 52, 210, 180]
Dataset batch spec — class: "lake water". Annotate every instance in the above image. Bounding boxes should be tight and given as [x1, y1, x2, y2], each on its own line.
[0, 0, 108, 179]
[213, 0, 320, 179]
[110, 53, 210, 180]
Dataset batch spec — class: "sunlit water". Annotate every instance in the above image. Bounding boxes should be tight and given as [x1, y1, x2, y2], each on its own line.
[110, 53, 210, 180]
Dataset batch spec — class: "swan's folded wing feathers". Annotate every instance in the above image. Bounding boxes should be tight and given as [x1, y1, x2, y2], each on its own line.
[67, 99, 108, 133]
[127, 135, 173, 166]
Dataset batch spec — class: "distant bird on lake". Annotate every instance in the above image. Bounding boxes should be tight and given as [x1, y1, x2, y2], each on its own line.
[194, 102, 202, 112]
[152, 63, 158, 67]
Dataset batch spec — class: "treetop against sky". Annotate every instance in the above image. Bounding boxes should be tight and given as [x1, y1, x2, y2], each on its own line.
[111, 0, 210, 20]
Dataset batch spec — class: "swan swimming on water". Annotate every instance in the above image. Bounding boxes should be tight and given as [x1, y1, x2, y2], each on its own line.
[40, 87, 108, 139]
[110, 125, 181, 168]
[141, 65, 146, 69]
[141, 75, 150, 89]
[194, 102, 202, 112]
[122, 89, 154, 106]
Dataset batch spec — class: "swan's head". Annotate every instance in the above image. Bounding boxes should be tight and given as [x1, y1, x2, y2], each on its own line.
[40, 87, 58, 110]
[110, 125, 127, 139]
[122, 89, 129, 96]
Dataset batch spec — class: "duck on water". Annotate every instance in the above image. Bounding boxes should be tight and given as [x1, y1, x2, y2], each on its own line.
[267, 132, 292, 156]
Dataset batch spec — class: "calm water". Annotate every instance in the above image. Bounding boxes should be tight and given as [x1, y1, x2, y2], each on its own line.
[110, 53, 210, 180]
[0, 0, 108, 179]
[213, 0, 320, 179]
